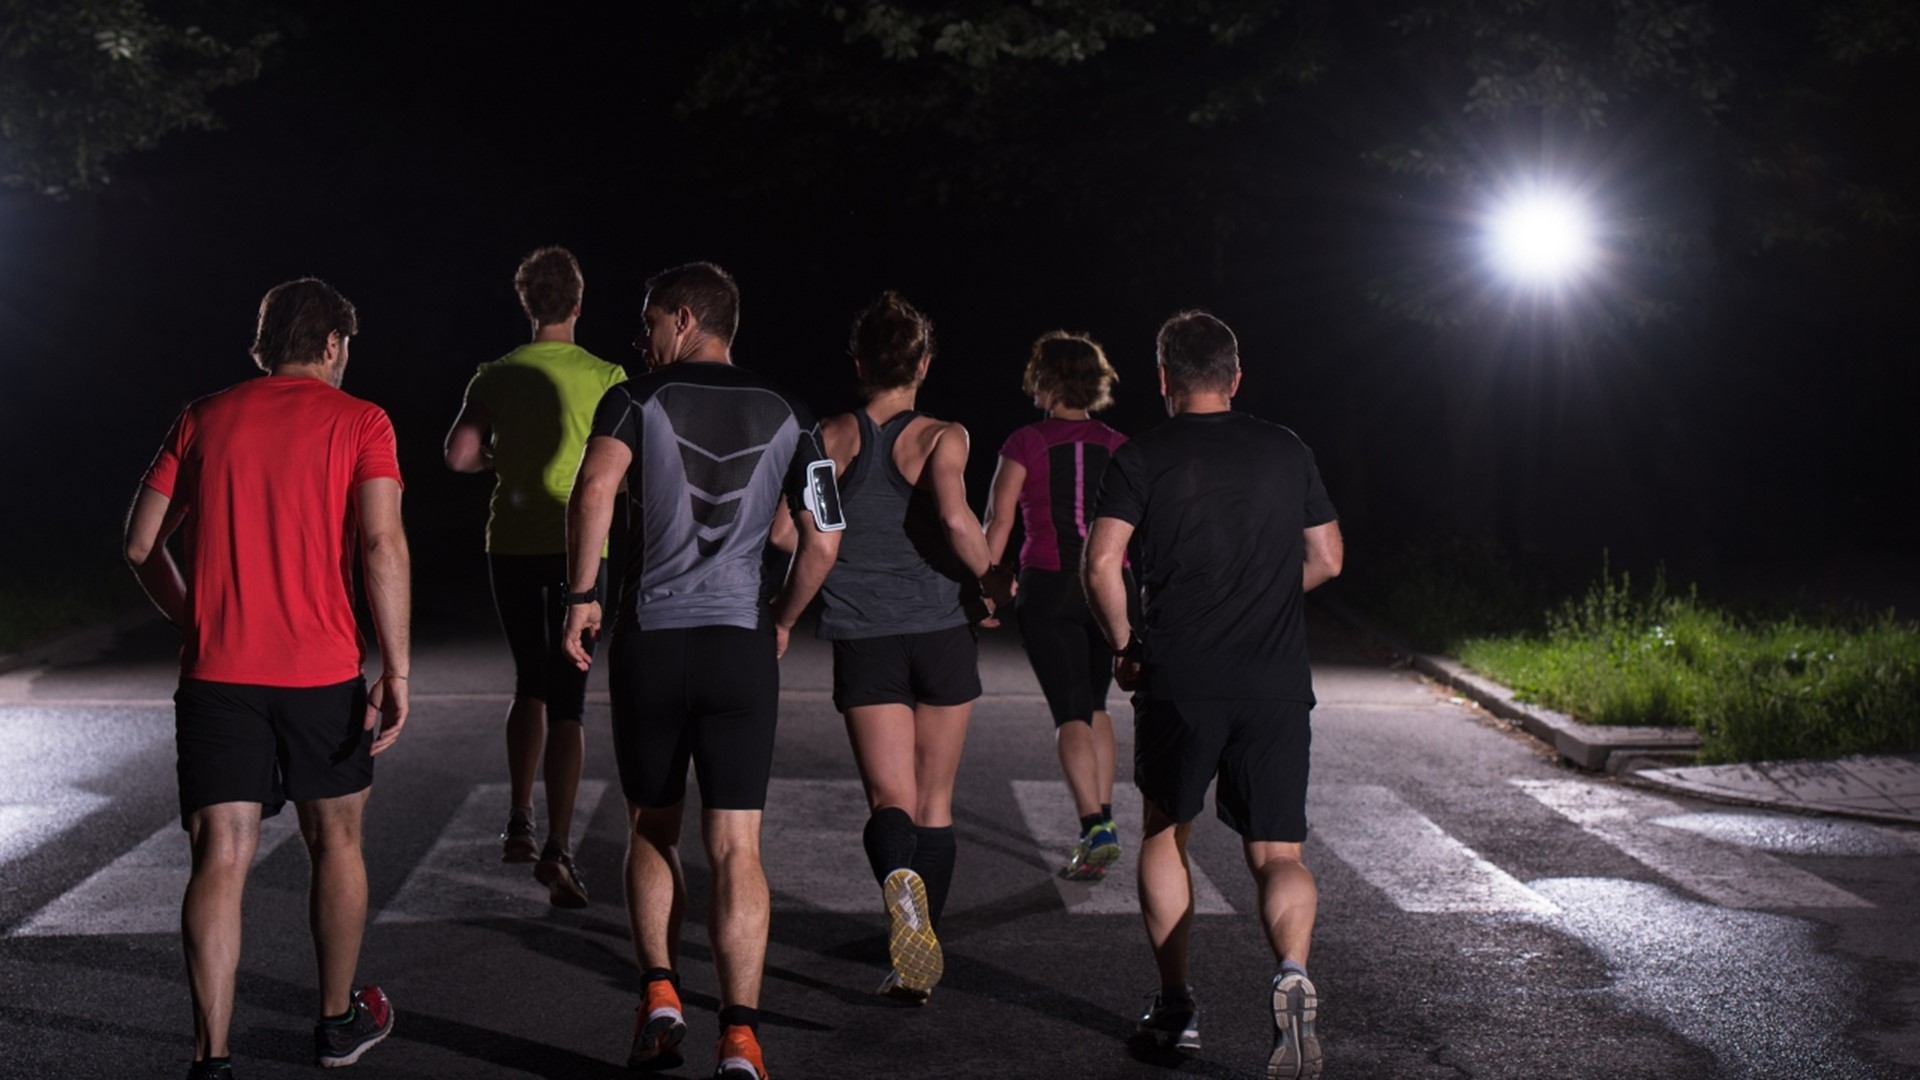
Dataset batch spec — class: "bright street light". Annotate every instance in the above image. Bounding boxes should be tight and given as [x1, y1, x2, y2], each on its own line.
[1487, 191, 1594, 286]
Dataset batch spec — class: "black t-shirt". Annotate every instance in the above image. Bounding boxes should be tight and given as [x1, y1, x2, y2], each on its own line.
[1091, 410, 1337, 702]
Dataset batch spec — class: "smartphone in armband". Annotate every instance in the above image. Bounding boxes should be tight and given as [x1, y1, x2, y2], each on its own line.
[803, 459, 846, 531]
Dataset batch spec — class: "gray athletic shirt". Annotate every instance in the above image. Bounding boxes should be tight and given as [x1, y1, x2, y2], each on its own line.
[817, 409, 971, 639]
[590, 361, 832, 632]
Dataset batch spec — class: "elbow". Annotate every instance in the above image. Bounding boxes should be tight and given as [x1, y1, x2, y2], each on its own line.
[124, 537, 151, 567]
[1322, 553, 1344, 581]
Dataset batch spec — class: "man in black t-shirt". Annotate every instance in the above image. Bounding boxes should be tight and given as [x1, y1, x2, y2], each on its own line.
[1083, 310, 1343, 1079]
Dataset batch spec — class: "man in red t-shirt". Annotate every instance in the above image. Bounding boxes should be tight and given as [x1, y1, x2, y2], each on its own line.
[124, 278, 412, 1080]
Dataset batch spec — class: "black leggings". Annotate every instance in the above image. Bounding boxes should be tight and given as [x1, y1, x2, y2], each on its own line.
[488, 553, 604, 721]
[1014, 568, 1127, 727]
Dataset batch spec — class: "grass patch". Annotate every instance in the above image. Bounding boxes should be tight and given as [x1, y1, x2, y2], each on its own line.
[1452, 563, 1920, 763]
[0, 533, 148, 655]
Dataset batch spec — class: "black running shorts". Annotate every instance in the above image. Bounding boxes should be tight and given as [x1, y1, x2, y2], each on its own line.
[830, 624, 981, 712]
[608, 625, 779, 811]
[1014, 568, 1118, 727]
[174, 677, 373, 828]
[1133, 697, 1312, 842]
[489, 554, 605, 722]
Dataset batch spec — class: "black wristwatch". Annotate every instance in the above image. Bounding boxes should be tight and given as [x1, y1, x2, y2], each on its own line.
[562, 589, 599, 606]
[1116, 635, 1143, 661]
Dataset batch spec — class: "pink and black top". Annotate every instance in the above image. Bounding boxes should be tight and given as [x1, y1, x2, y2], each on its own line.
[998, 417, 1130, 573]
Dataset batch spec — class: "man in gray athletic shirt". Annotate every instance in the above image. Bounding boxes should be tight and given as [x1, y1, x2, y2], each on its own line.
[562, 262, 842, 1080]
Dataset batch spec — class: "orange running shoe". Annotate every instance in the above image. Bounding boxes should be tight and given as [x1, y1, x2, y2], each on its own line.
[714, 1024, 768, 1080]
[628, 978, 687, 1071]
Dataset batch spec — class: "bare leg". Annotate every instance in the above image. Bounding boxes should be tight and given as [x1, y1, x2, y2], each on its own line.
[1090, 709, 1117, 810]
[1244, 840, 1317, 969]
[1055, 719, 1103, 820]
[702, 809, 768, 1008]
[909, 702, 972, 827]
[626, 801, 687, 973]
[505, 695, 546, 817]
[297, 788, 370, 1018]
[1137, 798, 1195, 989]
[844, 703, 920, 815]
[183, 802, 261, 1060]
[542, 718, 585, 850]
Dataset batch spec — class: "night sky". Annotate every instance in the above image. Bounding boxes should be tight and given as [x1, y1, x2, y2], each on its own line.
[4, 2, 1916, 616]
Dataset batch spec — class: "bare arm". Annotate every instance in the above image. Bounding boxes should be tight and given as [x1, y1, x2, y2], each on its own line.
[443, 400, 493, 473]
[767, 505, 798, 554]
[562, 435, 631, 670]
[1082, 515, 1139, 689]
[123, 485, 187, 627]
[769, 506, 842, 658]
[1302, 520, 1344, 592]
[357, 477, 411, 755]
[982, 455, 1025, 568]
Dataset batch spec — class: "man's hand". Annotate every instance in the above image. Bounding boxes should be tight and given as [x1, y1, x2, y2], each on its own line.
[564, 601, 602, 671]
[775, 622, 792, 659]
[366, 674, 410, 756]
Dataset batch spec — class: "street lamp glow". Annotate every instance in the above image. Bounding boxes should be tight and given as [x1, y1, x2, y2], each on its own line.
[1489, 193, 1593, 284]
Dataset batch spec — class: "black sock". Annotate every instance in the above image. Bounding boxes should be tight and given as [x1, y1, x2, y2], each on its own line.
[909, 824, 956, 929]
[322, 1007, 355, 1025]
[642, 967, 678, 988]
[1101, 802, 1113, 822]
[862, 806, 917, 887]
[1079, 811, 1106, 835]
[717, 1004, 760, 1033]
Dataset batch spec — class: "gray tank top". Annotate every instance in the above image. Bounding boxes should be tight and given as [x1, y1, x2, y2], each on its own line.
[817, 409, 971, 639]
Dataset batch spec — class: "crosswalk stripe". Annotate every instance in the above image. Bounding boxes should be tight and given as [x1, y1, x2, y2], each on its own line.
[762, 778, 889, 913]
[13, 812, 302, 937]
[376, 781, 610, 924]
[1309, 785, 1558, 915]
[0, 791, 111, 870]
[1513, 779, 1873, 910]
[1011, 780, 1236, 915]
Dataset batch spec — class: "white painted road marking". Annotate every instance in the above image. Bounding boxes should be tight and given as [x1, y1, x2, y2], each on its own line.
[377, 781, 609, 924]
[1310, 784, 1558, 915]
[14, 812, 301, 937]
[1513, 779, 1872, 910]
[761, 778, 888, 913]
[1012, 780, 1236, 915]
[0, 792, 110, 869]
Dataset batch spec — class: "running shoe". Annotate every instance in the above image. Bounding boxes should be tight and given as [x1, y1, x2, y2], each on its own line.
[1268, 969, 1321, 1079]
[628, 979, 687, 1072]
[184, 1061, 232, 1080]
[314, 985, 394, 1068]
[501, 808, 537, 863]
[713, 1024, 768, 1080]
[1132, 987, 1200, 1052]
[875, 968, 932, 1005]
[881, 868, 943, 997]
[534, 843, 589, 908]
[1062, 820, 1122, 880]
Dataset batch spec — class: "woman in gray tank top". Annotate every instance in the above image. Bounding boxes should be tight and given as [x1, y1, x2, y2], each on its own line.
[816, 291, 1016, 1004]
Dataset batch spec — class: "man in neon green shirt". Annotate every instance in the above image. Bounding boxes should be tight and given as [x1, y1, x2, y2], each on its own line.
[445, 246, 627, 907]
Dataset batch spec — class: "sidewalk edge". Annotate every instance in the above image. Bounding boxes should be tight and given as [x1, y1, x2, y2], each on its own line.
[1315, 592, 1700, 773]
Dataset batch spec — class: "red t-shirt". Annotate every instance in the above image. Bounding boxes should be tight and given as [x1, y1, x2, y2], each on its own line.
[142, 376, 403, 687]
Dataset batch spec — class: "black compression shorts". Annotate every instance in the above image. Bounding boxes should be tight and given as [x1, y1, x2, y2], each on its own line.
[1133, 697, 1312, 842]
[489, 554, 604, 721]
[830, 624, 981, 712]
[174, 677, 373, 828]
[608, 625, 779, 811]
[1014, 568, 1117, 726]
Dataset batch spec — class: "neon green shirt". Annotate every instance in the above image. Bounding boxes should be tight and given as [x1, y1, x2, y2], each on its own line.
[465, 341, 628, 555]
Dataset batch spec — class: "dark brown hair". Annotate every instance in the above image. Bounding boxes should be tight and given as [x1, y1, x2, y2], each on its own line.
[1155, 310, 1239, 394]
[1023, 330, 1118, 412]
[251, 278, 358, 371]
[515, 246, 584, 326]
[850, 290, 935, 394]
[645, 262, 740, 345]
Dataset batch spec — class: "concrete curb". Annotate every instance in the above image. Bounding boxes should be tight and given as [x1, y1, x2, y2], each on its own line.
[1316, 593, 1700, 773]
[0, 612, 159, 678]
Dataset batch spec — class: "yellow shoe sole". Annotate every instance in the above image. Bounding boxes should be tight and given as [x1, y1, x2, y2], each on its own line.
[883, 868, 943, 993]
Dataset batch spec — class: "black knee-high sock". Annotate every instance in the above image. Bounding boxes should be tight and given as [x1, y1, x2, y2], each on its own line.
[862, 806, 918, 887]
[909, 825, 956, 928]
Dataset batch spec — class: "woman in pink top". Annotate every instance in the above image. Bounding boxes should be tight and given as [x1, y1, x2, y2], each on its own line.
[983, 331, 1131, 880]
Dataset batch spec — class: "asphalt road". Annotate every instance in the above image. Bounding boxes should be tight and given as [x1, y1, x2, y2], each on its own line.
[2, 609, 1917, 1080]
